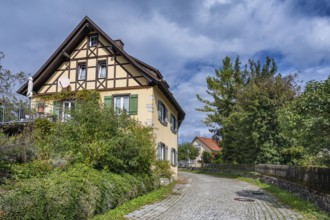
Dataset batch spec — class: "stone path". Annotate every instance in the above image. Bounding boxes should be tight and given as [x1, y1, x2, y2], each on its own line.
[125, 171, 304, 220]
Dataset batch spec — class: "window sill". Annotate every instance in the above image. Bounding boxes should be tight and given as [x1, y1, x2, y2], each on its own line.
[171, 129, 177, 134]
[158, 119, 168, 126]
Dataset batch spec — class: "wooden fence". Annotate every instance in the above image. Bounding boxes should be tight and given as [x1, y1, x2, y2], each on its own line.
[199, 163, 330, 193]
[255, 164, 330, 193]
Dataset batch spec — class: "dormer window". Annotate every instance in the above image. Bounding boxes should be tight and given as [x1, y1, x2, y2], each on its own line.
[89, 36, 97, 47]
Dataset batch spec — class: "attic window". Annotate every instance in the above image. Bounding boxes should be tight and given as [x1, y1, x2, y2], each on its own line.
[78, 64, 86, 80]
[89, 36, 97, 47]
[98, 61, 107, 78]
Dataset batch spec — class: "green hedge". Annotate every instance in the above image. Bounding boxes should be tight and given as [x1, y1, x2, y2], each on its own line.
[0, 164, 159, 219]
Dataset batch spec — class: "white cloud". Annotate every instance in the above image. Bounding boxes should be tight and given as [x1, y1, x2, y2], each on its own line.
[172, 66, 216, 142]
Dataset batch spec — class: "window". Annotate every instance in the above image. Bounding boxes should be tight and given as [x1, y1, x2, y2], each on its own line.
[104, 95, 138, 115]
[158, 100, 168, 125]
[98, 62, 107, 78]
[171, 148, 177, 166]
[194, 143, 201, 150]
[62, 101, 75, 121]
[158, 143, 168, 160]
[114, 96, 129, 114]
[89, 35, 97, 47]
[78, 64, 86, 80]
[170, 114, 177, 132]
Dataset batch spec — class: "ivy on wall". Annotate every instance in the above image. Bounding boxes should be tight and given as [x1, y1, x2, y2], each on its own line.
[38, 90, 100, 103]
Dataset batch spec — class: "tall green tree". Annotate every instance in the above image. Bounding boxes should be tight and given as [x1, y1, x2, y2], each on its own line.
[196, 56, 246, 128]
[224, 73, 297, 163]
[197, 56, 298, 164]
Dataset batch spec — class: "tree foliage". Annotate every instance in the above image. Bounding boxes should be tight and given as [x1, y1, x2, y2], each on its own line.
[0, 51, 28, 122]
[201, 151, 212, 164]
[34, 96, 156, 174]
[0, 52, 27, 97]
[197, 56, 299, 164]
[278, 76, 330, 166]
[178, 142, 199, 161]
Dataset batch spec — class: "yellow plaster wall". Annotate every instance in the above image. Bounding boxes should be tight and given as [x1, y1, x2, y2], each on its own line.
[108, 57, 115, 65]
[99, 88, 154, 127]
[152, 86, 179, 174]
[191, 139, 211, 168]
[116, 66, 127, 78]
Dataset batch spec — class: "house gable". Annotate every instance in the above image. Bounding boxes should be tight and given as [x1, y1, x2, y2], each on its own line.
[17, 16, 185, 126]
[192, 136, 221, 153]
[33, 35, 149, 95]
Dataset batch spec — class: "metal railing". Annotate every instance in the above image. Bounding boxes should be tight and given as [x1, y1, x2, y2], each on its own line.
[0, 102, 53, 125]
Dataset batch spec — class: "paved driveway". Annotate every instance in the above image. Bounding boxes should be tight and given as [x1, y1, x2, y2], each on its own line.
[126, 171, 304, 220]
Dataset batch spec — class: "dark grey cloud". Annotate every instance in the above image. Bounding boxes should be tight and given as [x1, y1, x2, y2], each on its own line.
[290, 0, 330, 17]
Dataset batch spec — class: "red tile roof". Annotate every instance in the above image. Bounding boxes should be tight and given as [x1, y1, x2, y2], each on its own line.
[194, 137, 221, 152]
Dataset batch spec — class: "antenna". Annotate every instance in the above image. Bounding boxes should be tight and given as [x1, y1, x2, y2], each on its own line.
[58, 77, 70, 88]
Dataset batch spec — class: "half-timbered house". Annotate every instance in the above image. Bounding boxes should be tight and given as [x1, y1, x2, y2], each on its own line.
[17, 16, 185, 175]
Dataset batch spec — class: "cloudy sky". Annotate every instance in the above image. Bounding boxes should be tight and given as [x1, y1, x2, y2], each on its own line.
[1, 0, 330, 142]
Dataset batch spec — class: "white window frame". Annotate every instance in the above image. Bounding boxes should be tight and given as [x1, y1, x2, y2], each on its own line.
[98, 62, 107, 78]
[78, 64, 86, 80]
[62, 101, 74, 121]
[114, 95, 129, 114]
[89, 36, 97, 47]
[158, 143, 168, 160]
[171, 148, 177, 166]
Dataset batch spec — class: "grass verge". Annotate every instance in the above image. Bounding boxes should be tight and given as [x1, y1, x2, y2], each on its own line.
[93, 182, 176, 220]
[193, 171, 330, 220]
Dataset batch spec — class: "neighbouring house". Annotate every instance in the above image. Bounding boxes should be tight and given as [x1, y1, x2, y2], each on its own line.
[190, 136, 221, 167]
[17, 16, 185, 175]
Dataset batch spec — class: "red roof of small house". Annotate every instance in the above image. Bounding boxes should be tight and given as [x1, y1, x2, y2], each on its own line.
[194, 137, 221, 152]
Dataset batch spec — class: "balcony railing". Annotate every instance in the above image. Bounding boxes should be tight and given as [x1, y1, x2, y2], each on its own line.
[0, 102, 53, 125]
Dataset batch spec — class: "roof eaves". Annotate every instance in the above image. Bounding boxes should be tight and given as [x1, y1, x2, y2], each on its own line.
[17, 17, 91, 95]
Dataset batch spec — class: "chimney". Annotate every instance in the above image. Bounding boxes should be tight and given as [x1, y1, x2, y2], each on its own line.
[114, 39, 124, 49]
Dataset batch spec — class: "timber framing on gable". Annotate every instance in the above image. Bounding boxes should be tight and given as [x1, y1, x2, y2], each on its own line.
[17, 16, 185, 125]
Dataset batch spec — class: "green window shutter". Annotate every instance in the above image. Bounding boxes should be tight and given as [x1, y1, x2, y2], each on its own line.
[129, 94, 138, 115]
[104, 96, 112, 108]
[53, 101, 60, 121]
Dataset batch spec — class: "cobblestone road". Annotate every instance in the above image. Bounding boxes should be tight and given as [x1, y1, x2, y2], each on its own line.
[126, 171, 304, 220]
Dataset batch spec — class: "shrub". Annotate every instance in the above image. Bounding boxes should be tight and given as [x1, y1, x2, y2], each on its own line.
[153, 160, 174, 179]
[0, 131, 35, 183]
[37, 100, 155, 174]
[0, 164, 159, 219]
[202, 151, 212, 164]
[10, 160, 54, 180]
